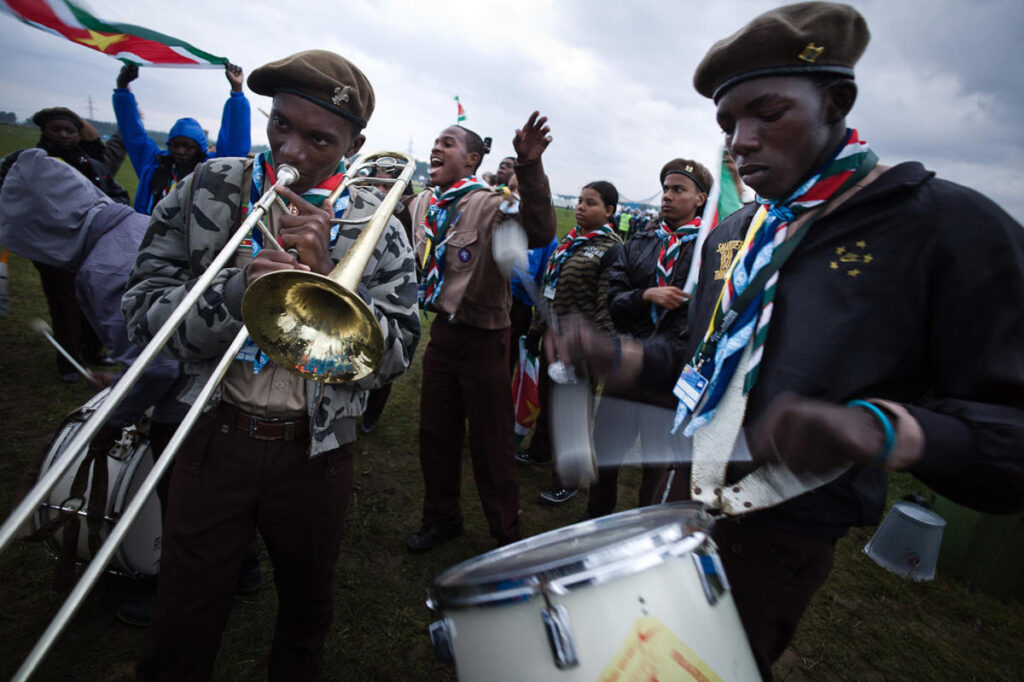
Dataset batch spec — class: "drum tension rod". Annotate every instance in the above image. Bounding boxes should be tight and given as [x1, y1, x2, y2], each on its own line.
[537, 578, 580, 670]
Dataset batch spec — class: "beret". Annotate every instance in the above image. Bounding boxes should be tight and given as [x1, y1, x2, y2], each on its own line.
[248, 49, 375, 128]
[660, 158, 713, 194]
[32, 107, 84, 130]
[694, 2, 870, 101]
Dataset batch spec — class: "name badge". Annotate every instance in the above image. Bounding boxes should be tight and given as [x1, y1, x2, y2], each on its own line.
[543, 285, 556, 300]
[673, 363, 708, 412]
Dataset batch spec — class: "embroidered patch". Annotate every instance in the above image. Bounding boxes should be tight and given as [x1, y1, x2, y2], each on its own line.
[798, 43, 825, 63]
[458, 247, 472, 263]
[713, 240, 743, 280]
[829, 240, 873, 277]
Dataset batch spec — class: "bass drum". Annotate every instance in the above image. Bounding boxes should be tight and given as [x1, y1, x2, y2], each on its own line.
[32, 388, 162, 577]
[428, 502, 759, 681]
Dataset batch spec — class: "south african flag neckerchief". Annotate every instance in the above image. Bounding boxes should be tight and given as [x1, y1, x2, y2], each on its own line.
[678, 129, 878, 436]
[542, 222, 618, 298]
[420, 175, 487, 310]
[235, 150, 349, 374]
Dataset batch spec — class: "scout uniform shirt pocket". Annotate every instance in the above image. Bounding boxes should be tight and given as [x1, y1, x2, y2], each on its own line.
[446, 230, 479, 273]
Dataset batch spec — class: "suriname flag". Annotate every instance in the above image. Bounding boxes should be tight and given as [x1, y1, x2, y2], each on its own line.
[0, 0, 228, 67]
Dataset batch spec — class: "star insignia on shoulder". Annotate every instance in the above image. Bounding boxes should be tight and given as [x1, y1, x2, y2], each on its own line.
[332, 86, 352, 105]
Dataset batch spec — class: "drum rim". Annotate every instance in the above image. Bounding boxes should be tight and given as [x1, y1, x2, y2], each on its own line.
[429, 501, 713, 609]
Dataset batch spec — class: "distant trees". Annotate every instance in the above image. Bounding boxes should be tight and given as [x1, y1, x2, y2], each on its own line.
[0, 111, 17, 124]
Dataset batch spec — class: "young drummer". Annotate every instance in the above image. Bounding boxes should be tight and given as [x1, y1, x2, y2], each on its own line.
[548, 3, 1024, 678]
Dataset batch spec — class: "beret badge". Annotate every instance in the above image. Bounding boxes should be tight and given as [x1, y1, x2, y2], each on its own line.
[798, 43, 825, 63]
[332, 85, 352, 105]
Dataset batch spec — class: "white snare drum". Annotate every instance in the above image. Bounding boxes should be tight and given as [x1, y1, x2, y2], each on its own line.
[32, 389, 162, 577]
[428, 502, 759, 681]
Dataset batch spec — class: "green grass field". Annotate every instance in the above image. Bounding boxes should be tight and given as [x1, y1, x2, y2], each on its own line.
[0, 121, 1021, 680]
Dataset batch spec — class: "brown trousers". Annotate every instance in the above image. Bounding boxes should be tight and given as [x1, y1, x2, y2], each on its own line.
[418, 315, 522, 544]
[138, 403, 354, 682]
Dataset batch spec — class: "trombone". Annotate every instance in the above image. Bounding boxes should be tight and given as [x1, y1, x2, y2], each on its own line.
[2, 150, 415, 680]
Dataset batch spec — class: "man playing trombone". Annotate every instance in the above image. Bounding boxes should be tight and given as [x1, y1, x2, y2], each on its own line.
[122, 50, 420, 681]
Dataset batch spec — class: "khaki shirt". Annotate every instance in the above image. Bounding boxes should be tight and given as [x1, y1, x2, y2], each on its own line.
[410, 159, 556, 329]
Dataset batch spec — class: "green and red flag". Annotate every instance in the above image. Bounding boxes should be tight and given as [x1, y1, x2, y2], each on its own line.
[683, 147, 747, 294]
[0, 0, 228, 67]
[454, 95, 466, 123]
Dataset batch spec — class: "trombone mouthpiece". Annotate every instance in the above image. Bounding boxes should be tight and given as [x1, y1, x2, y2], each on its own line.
[276, 165, 300, 187]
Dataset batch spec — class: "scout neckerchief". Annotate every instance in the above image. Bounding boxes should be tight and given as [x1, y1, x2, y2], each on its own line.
[542, 222, 618, 300]
[148, 160, 182, 214]
[676, 129, 877, 435]
[651, 216, 701, 323]
[235, 149, 350, 374]
[419, 175, 487, 310]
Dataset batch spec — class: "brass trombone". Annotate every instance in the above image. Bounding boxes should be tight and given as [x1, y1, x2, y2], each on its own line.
[2, 150, 415, 680]
[243, 150, 416, 383]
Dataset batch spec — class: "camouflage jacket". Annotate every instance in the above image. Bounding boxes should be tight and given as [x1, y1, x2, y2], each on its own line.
[122, 157, 420, 456]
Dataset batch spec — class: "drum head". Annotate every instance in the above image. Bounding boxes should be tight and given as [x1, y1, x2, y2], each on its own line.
[432, 502, 713, 608]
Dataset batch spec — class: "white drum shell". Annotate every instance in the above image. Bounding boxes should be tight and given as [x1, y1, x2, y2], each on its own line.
[431, 504, 760, 681]
[32, 391, 162, 576]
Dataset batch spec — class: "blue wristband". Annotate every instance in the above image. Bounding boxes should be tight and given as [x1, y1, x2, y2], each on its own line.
[846, 399, 896, 465]
[611, 337, 622, 372]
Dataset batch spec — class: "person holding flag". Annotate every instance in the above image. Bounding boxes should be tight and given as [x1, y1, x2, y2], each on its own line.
[113, 62, 251, 214]
[584, 158, 713, 519]
[406, 113, 556, 552]
[546, 3, 1024, 678]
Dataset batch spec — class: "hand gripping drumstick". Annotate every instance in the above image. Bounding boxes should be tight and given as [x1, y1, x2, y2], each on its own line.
[29, 318, 98, 384]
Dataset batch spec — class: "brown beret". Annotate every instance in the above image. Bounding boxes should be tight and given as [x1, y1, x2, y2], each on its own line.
[32, 107, 84, 130]
[248, 49, 375, 129]
[660, 158, 713, 195]
[694, 2, 870, 101]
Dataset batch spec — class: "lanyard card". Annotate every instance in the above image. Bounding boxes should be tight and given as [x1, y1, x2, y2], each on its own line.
[673, 363, 708, 412]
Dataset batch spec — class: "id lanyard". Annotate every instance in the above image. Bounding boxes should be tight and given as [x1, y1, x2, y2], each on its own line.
[677, 147, 878, 414]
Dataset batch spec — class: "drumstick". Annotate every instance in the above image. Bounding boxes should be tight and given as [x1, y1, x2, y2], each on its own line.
[514, 266, 581, 385]
[552, 391, 755, 470]
[29, 318, 98, 384]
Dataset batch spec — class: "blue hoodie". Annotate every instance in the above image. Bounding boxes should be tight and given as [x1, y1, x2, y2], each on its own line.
[113, 88, 251, 213]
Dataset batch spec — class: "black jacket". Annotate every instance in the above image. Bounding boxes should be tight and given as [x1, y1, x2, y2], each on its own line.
[641, 162, 1024, 535]
[606, 228, 693, 407]
[0, 138, 129, 205]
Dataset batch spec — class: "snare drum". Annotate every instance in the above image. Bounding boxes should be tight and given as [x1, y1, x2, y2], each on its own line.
[428, 502, 759, 681]
[32, 388, 162, 577]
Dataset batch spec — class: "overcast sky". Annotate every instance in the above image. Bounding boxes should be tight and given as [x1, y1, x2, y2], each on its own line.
[1, 0, 1022, 219]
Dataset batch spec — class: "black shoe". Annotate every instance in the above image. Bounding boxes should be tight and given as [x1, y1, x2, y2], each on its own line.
[539, 487, 577, 505]
[58, 370, 79, 383]
[515, 450, 550, 466]
[94, 354, 118, 367]
[236, 559, 263, 597]
[117, 590, 157, 627]
[406, 522, 463, 553]
[360, 414, 378, 434]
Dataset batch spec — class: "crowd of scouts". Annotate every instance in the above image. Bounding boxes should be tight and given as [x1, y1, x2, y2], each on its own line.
[0, 2, 1021, 680]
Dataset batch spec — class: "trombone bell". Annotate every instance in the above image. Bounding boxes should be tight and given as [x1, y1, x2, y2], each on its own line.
[242, 270, 384, 383]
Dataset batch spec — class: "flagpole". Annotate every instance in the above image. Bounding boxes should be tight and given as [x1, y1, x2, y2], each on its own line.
[683, 145, 725, 295]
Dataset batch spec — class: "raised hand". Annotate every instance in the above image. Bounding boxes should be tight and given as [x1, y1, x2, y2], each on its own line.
[225, 63, 244, 93]
[116, 63, 139, 89]
[513, 111, 552, 164]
